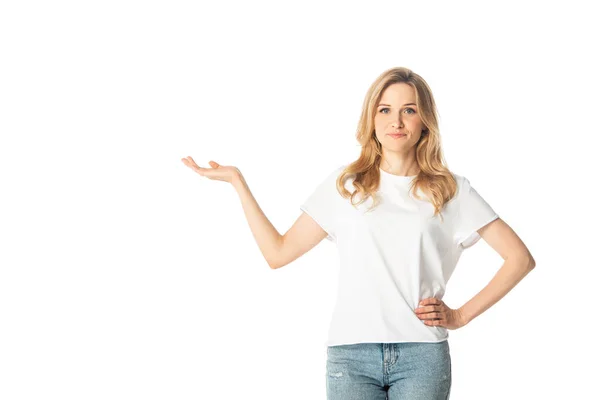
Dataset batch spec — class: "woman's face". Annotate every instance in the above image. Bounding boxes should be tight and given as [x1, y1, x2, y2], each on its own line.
[374, 82, 425, 151]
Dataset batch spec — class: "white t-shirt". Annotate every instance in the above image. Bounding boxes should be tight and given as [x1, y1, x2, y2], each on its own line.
[300, 164, 499, 348]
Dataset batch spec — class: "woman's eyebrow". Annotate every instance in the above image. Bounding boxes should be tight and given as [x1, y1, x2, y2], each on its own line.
[378, 103, 416, 107]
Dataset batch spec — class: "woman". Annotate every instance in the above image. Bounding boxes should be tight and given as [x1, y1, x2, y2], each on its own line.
[181, 66, 536, 400]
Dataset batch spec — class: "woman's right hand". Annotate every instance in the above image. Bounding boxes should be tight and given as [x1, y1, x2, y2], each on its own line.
[181, 157, 241, 185]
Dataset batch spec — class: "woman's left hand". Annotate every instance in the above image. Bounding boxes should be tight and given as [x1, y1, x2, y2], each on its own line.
[415, 298, 467, 330]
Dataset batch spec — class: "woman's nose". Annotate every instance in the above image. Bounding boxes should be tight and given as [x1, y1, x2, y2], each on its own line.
[392, 115, 403, 126]
[392, 118, 403, 128]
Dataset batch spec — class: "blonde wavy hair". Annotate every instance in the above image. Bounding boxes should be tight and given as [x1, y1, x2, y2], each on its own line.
[335, 67, 458, 221]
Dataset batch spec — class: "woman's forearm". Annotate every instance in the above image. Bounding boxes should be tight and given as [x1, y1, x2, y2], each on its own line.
[232, 173, 282, 269]
[458, 256, 536, 325]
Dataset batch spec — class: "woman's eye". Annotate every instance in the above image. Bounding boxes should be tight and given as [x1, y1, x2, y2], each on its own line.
[379, 107, 416, 114]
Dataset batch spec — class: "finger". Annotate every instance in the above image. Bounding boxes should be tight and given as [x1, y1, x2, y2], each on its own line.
[419, 312, 443, 320]
[419, 298, 440, 306]
[416, 304, 441, 314]
[182, 157, 197, 167]
[183, 161, 203, 173]
[182, 159, 207, 175]
[419, 297, 433, 306]
[424, 319, 443, 327]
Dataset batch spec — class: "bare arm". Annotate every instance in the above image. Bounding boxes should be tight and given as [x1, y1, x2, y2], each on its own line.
[232, 173, 327, 270]
[232, 173, 283, 269]
[180, 157, 326, 270]
[458, 218, 536, 325]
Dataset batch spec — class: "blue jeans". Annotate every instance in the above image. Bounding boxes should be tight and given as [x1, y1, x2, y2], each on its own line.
[326, 340, 451, 400]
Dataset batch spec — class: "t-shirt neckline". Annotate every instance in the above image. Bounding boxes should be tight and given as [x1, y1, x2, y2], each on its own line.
[379, 167, 418, 182]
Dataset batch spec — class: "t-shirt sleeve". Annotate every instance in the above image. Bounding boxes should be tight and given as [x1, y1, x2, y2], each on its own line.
[299, 166, 343, 243]
[454, 176, 499, 249]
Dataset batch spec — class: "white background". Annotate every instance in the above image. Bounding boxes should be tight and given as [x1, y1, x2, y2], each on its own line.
[1, 1, 598, 399]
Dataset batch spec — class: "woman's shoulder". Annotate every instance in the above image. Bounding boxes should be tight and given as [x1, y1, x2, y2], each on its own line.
[326, 163, 351, 181]
[335, 163, 350, 173]
[449, 171, 464, 182]
[449, 171, 468, 190]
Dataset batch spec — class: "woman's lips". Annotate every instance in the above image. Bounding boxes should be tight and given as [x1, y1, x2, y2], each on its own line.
[388, 134, 406, 138]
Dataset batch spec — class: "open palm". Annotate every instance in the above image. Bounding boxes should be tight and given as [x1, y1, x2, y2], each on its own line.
[181, 157, 240, 184]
